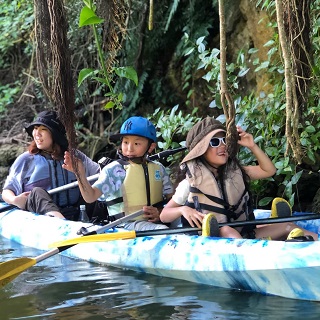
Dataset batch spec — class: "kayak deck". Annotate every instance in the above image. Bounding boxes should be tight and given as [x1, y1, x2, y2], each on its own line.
[1, 206, 320, 301]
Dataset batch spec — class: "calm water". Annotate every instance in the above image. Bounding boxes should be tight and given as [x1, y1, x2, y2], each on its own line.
[1, 236, 320, 320]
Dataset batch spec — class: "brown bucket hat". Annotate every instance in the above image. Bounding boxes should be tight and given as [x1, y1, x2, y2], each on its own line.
[181, 117, 226, 164]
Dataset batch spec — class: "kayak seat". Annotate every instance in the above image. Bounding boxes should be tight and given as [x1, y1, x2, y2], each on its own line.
[271, 198, 292, 218]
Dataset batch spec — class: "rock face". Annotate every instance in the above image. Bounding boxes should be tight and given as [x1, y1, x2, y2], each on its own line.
[219, 0, 275, 95]
[0, 144, 25, 189]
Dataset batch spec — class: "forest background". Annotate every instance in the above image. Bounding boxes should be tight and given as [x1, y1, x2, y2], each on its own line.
[0, 0, 320, 212]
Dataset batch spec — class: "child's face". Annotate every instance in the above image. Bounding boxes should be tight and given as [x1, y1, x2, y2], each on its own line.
[121, 135, 155, 158]
[203, 132, 228, 167]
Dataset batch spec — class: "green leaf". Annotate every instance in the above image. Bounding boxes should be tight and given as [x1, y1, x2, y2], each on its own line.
[258, 197, 273, 206]
[209, 100, 216, 108]
[238, 68, 250, 77]
[196, 36, 205, 45]
[185, 47, 194, 56]
[284, 181, 293, 198]
[79, 7, 104, 27]
[198, 42, 205, 53]
[254, 61, 269, 72]
[305, 125, 316, 133]
[291, 171, 302, 185]
[92, 76, 110, 86]
[78, 68, 96, 86]
[264, 39, 275, 47]
[307, 149, 316, 163]
[104, 101, 115, 110]
[114, 66, 138, 86]
[248, 48, 259, 54]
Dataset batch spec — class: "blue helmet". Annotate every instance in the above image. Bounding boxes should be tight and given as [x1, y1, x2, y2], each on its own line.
[110, 116, 157, 142]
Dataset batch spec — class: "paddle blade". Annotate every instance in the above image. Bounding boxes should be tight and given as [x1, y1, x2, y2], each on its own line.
[0, 258, 36, 287]
[49, 230, 137, 248]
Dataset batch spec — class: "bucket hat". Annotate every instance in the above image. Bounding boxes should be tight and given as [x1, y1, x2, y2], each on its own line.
[181, 117, 226, 164]
[110, 116, 157, 142]
[25, 111, 68, 149]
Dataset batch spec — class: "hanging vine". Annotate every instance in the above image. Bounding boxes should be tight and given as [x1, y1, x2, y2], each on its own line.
[34, 0, 79, 177]
[218, 0, 238, 160]
[275, 0, 305, 164]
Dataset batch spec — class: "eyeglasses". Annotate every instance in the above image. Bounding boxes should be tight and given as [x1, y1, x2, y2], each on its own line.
[209, 137, 226, 148]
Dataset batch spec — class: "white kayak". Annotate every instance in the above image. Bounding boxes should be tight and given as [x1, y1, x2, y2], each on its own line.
[1, 204, 320, 302]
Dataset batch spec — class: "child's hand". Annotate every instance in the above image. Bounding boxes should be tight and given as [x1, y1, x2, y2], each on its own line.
[236, 126, 255, 149]
[181, 206, 205, 229]
[142, 205, 160, 222]
[62, 151, 84, 175]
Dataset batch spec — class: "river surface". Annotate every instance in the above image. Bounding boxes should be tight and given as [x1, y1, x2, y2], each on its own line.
[1, 236, 320, 320]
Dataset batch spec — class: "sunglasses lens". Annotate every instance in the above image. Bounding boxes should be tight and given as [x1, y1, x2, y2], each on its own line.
[210, 138, 220, 147]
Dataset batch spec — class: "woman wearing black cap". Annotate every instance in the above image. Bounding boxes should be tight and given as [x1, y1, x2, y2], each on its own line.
[1, 110, 99, 219]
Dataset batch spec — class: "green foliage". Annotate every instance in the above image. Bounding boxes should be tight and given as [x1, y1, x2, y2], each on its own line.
[150, 105, 200, 150]
[187, 7, 320, 207]
[0, 0, 33, 111]
[149, 105, 201, 167]
[77, 0, 138, 110]
[183, 35, 250, 110]
[0, 0, 33, 68]
[0, 83, 21, 113]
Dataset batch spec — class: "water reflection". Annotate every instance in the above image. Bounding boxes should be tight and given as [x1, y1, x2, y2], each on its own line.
[1, 237, 320, 320]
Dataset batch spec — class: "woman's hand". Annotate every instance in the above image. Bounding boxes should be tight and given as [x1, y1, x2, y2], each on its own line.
[13, 192, 30, 209]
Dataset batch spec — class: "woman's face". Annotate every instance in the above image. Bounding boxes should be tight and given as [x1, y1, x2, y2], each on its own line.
[32, 125, 54, 152]
[203, 131, 228, 167]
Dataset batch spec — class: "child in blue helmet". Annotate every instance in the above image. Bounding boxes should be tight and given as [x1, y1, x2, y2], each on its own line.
[63, 116, 174, 231]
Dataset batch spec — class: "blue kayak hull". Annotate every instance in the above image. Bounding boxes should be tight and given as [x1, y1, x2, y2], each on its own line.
[1, 206, 320, 301]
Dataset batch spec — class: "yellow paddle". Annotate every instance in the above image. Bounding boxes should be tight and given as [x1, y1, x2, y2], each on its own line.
[0, 209, 143, 287]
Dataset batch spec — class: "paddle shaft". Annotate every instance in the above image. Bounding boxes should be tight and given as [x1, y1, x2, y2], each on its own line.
[134, 213, 320, 237]
[52, 211, 320, 243]
[84, 210, 143, 235]
[35, 209, 137, 263]
[39, 147, 187, 195]
[49, 212, 320, 248]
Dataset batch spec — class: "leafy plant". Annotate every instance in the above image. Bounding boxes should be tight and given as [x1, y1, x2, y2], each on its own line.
[148, 105, 201, 173]
[77, 0, 138, 110]
[0, 83, 21, 113]
[0, 0, 33, 113]
[185, 28, 320, 207]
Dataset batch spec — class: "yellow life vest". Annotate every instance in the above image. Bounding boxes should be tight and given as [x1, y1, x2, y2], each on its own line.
[185, 159, 251, 225]
[107, 161, 164, 220]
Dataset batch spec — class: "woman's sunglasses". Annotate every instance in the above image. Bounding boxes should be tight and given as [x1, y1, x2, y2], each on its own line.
[209, 137, 226, 148]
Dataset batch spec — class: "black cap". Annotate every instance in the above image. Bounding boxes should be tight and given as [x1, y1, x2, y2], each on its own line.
[25, 111, 68, 149]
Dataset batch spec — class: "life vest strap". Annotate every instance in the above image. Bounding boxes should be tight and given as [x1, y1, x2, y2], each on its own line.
[189, 186, 229, 207]
[189, 186, 252, 221]
[103, 197, 124, 207]
[185, 201, 238, 219]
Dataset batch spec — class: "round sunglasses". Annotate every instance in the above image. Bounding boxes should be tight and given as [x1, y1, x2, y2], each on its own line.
[209, 137, 226, 148]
